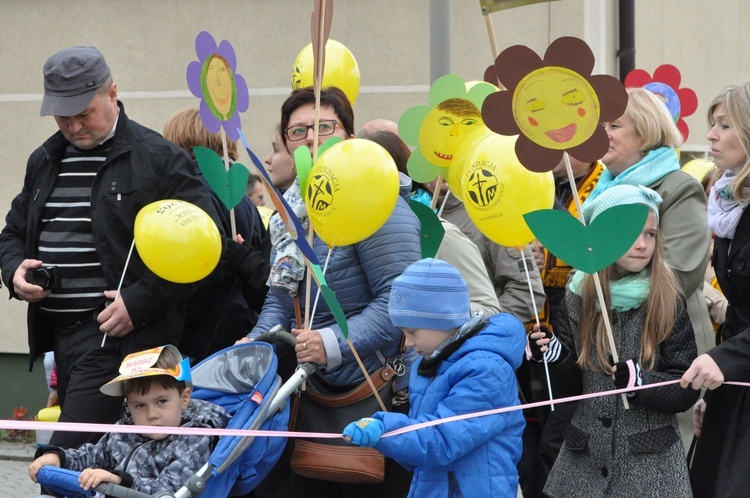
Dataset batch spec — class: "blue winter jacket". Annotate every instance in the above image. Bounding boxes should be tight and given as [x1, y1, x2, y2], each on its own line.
[372, 313, 526, 497]
[251, 196, 421, 388]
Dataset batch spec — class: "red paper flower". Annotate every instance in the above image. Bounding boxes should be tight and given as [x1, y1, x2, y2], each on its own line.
[482, 37, 628, 172]
[624, 64, 697, 141]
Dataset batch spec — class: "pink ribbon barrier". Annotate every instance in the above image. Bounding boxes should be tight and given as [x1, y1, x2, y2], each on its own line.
[4, 380, 748, 440]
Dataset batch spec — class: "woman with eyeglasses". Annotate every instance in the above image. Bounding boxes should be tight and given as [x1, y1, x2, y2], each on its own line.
[243, 87, 420, 497]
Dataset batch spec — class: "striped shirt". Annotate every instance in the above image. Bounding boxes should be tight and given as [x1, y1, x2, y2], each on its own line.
[38, 142, 109, 314]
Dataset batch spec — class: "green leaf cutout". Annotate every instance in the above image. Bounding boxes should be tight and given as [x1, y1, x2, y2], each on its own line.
[294, 136, 342, 197]
[409, 200, 445, 258]
[194, 146, 250, 210]
[309, 262, 349, 338]
[524, 204, 649, 274]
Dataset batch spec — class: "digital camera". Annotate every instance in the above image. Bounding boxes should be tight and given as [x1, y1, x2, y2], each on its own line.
[25, 266, 61, 290]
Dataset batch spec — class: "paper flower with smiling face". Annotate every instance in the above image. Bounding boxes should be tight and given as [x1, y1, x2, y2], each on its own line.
[187, 31, 249, 141]
[625, 64, 697, 141]
[482, 37, 628, 173]
[398, 74, 496, 183]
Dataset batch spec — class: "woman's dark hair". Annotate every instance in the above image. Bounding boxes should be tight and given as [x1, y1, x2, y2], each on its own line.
[362, 130, 427, 192]
[280, 86, 355, 146]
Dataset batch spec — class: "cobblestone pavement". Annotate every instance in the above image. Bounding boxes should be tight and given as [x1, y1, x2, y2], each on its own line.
[1, 459, 41, 497]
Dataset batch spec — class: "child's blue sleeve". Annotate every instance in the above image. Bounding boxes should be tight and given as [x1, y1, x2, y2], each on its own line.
[370, 359, 519, 469]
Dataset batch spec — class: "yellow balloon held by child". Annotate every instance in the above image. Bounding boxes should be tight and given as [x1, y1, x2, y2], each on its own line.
[292, 39, 361, 105]
[134, 200, 222, 283]
[305, 139, 400, 247]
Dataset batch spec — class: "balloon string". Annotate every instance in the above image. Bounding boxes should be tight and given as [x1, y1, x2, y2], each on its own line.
[519, 247, 554, 411]
[437, 188, 451, 218]
[308, 247, 333, 331]
[102, 238, 135, 347]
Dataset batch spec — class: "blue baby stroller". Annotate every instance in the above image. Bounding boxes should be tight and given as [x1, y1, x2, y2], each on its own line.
[37, 332, 316, 498]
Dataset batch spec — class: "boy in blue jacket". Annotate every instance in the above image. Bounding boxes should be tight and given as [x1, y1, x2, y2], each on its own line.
[343, 258, 525, 497]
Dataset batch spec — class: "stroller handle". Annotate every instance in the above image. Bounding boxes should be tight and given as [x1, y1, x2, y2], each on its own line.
[254, 324, 298, 350]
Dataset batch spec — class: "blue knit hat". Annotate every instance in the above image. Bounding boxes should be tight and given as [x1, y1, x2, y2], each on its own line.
[388, 258, 471, 331]
[583, 184, 663, 224]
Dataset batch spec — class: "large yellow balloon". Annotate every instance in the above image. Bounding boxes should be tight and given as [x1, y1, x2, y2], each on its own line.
[305, 139, 400, 247]
[461, 134, 555, 247]
[134, 200, 222, 283]
[292, 40, 361, 105]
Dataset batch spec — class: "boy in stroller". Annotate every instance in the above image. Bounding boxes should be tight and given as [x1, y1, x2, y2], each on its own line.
[29, 344, 230, 495]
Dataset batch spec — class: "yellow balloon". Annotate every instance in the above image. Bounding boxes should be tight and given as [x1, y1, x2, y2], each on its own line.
[461, 134, 555, 247]
[292, 39, 361, 105]
[447, 126, 493, 201]
[305, 139, 400, 247]
[681, 158, 716, 183]
[134, 200, 222, 283]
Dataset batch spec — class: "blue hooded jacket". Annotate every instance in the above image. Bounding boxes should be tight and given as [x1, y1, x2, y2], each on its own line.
[372, 312, 525, 498]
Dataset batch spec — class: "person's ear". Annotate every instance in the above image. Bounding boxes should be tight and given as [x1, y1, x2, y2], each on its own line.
[108, 82, 118, 102]
[181, 387, 191, 409]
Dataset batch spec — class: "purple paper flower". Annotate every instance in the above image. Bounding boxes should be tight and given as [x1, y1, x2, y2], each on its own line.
[187, 31, 249, 141]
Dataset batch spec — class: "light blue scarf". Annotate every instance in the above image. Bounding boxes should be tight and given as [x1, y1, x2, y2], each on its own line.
[582, 147, 680, 221]
[568, 269, 651, 312]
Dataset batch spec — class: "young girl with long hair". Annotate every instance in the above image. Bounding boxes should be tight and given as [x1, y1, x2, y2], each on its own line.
[530, 184, 699, 497]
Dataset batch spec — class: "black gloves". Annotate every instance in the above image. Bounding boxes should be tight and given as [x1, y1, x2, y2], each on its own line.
[613, 358, 642, 397]
[526, 325, 562, 363]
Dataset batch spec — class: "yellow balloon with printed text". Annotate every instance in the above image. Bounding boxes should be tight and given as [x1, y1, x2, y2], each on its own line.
[305, 139, 399, 247]
[134, 200, 222, 283]
[461, 134, 554, 247]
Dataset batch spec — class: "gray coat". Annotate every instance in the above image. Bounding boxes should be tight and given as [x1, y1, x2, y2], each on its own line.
[543, 292, 699, 498]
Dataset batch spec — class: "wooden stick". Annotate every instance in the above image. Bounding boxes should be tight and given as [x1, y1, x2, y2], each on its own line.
[347, 337, 388, 412]
[483, 14, 506, 90]
[563, 152, 629, 409]
[430, 174, 444, 211]
[220, 128, 237, 238]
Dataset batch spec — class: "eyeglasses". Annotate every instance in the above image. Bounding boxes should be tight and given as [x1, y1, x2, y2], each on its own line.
[284, 119, 338, 141]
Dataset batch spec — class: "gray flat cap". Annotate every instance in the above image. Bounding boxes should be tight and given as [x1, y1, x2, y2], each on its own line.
[41, 46, 111, 117]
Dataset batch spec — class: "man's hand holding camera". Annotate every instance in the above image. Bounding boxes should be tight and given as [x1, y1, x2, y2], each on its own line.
[13, 259, 53, 302]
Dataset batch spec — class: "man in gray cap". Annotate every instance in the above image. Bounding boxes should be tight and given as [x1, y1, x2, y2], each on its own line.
[0, 46, 220, 449]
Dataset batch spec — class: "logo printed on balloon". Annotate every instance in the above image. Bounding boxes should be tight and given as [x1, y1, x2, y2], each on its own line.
[460, 133, 555, 248]
[466, 167, 500, 209]
[307, 172, 339, 213]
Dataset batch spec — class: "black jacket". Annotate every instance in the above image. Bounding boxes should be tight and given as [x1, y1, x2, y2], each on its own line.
[0, 102, 221, 369]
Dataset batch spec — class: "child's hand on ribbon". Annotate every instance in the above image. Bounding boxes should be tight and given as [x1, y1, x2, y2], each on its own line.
[343, 417, 384, 447]
[612, 358, 642, 397]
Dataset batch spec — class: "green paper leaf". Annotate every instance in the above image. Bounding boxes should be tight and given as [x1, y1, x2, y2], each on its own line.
[466, 81, 497, 109]
[398, 106, 430, 146]
[194, 146, 250, 210]
[310, 263, 349, 338]
[406, 148, 446, 183]
[524, 204, 649, 274]
[409, 200, 445, 258]
[428, 74, 466, 107]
